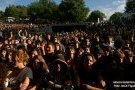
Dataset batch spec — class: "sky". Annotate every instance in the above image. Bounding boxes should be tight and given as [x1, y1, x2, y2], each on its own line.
[0, 0, 126, 19]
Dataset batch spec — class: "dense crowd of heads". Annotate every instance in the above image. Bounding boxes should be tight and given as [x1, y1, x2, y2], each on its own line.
[0, 23, 135, 90]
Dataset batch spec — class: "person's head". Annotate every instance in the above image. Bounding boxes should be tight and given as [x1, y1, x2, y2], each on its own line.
[15, 40, 19, 45]
[34, 34, 38, 40]
[14, 49, 29, 69]
[85, 46, 91, 53]
[4, 39, 8, 45]
[54, 36, 60, 43]
[47, 34, 51, 40]
[54, 63, 61, 72]
[32, 49, 38, 58]
[124, 50, 134, 61]
[54, 43, 60, 51]
[46, 43, 54, 53]
[27, 39, 32, 45]
[78, 48, 84, 55]
[53, 59, 68, 73]
[53, 53, 67, 72]
[0, 48, 7, 57]
[35, 40, 41, 48]
[75, 37, 79, 41]
[124, 40, 130, 47]
[82, 54, 96, 70]
[69, 46, 75, 54]
[116, 49, 125, 63]
[33, 55, 49, 73]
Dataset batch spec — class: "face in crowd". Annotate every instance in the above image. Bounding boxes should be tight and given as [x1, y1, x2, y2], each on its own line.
[54, 63, 61, 72]
[46, 43, 54, 53]
[83, 54, 96, 70]
[14, 49, 29, 69]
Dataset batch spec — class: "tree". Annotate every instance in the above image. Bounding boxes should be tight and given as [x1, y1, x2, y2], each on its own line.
[125, 0, 135, 13]
[5, 5, 19, 17]
[124, 0, 135, 26]
[28, 0, 58, 23]
[58, 0, 89, 22]
[4, 5, 28, 19]
[16, 5, 28, 19]
[109, 12, 122, 24]
[0, 11, 4, 18]
[87, 10, 106, 23]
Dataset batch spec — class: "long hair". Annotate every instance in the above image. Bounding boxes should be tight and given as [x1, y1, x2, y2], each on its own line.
[13, 49, 29, 64]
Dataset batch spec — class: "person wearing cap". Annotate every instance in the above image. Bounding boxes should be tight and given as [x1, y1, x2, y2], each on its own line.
[46, 54, 74, 90]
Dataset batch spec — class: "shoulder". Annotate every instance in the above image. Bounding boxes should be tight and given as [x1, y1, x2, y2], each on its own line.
[24, 67, 32, 72]
[23, 67, 33, 79]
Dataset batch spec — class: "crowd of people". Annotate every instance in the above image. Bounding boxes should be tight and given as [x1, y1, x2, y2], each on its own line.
[0, 22, 135, 90]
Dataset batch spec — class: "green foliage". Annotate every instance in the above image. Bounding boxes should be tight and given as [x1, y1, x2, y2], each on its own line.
[28, 0, 58, 23]
[59, 0, 89, 22]
[125, 0, 135, 13]
[87, 10, 106, 22]
[4, 5, 28, 18]
[109, 12, 122, 24]
[0, 11, 4, 18]
[3, 0, 89, 23]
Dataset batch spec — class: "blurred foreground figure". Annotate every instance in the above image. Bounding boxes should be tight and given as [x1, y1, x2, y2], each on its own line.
[1, 49, 33, 90]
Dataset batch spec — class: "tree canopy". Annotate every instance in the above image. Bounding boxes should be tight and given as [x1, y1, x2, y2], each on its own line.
[27, 0, 58, 23]
[2, 0, 127, 24]
[5, 5, 27, 18]
[58, 0, 89, 22]
[0, 11, 4, 18]
[109, 12, 122, 24]
[125, 0, 135, 13]
[87, 10, 106, 23]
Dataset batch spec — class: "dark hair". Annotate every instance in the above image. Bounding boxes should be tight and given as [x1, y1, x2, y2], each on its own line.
[0, 63, 9, 85]
[81, 53, 96, 64]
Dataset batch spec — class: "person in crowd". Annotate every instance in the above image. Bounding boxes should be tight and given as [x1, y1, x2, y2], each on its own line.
[2, 49, 33, 90]
[44, 42, 56, 69]
[48, 54, 74, 90]
[78, 53, 106, 90]
[53, 36, 65, 53]
[1, 22, 135, 90]
[46, 33, 52, 43]
[28, 54, 49, 90]
[18, 30, 28, 40]
[0, 48, 7, 63]
[65, 46, 76, 67]
[54, 42, 63, 54]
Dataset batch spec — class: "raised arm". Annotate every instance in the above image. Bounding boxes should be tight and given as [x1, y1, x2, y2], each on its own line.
[19, 77, 30, 90]
[24, 30, 28, 37]
[18, 30, 23, 38]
